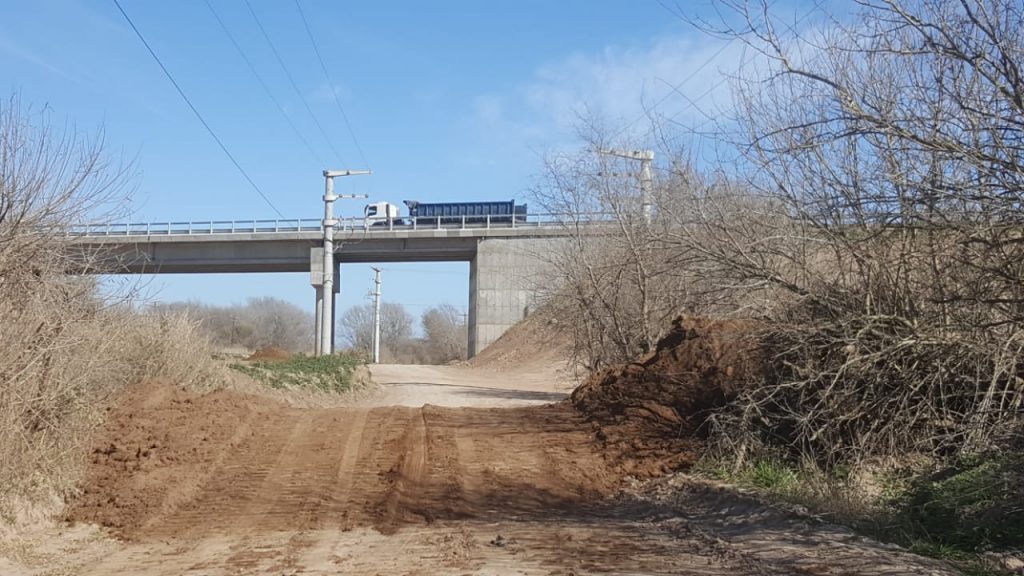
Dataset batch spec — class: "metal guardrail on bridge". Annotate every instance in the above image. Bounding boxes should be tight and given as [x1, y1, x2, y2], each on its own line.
[69, 213, 611, 237]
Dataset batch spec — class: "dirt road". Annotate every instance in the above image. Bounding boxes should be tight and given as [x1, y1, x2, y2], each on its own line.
[367, 363, 572, 407]
[12, 365, 959, 575]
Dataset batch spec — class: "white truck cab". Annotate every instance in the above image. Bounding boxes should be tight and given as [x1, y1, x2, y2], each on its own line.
[363, 201, 401, 228]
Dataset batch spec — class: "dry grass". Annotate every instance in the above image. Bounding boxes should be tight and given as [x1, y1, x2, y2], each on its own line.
[0, 94, 226, 519]
[0, 304, 226, 515]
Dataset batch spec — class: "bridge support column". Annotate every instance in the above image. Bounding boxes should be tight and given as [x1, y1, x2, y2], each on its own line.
[310, 247, 325, 355]
[331, 261, 340, 354]
[468, 237, 552, 357]
[314, 287, 324, 355]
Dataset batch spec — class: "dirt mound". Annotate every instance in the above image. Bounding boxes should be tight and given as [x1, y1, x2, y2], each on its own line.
[246, 346, 292, 361]
[571, 316, 762, 475]
[65, 379, 277, 538]
[468, 308, 571, 370]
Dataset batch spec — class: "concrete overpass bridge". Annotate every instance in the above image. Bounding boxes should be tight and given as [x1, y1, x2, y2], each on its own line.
[72, 214, 588, 357]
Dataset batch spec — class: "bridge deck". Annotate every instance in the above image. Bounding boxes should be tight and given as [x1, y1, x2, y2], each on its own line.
[72, 218, 579, 273]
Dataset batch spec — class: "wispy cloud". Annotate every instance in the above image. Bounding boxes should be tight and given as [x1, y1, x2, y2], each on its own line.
[468, 33, 747, 149]
[0, 33, 82, 84]
[310, 81, 353, 105]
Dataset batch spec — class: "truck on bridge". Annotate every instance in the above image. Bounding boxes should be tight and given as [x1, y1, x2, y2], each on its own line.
[364, 199, 528, 228]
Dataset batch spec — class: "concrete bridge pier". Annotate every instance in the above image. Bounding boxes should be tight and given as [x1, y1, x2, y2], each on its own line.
[314, 286, 323, 355]
[310, 247, 340, 354]
[331, 261, 340, 353]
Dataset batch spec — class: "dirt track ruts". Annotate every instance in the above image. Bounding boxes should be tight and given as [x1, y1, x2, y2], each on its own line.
[57, 365, 960, 575]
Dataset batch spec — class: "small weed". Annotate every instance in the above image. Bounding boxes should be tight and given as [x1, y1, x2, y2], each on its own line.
[230, 353, 365, 393]
[745, 459, 801, 492]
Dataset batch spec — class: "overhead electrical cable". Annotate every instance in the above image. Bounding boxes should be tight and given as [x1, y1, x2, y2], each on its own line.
[659, 0, 826, 129]
[613, 0, 823, 141]
[242, 0, 346, 165]
[612, 37, 736, 139]
[293, 0, 371, 169]
[203, 0, 326, 168]
[112, 0, 285, 218]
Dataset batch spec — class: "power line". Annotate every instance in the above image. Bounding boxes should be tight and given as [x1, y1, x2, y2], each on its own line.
[203, 0, 325, 168]
[661, 0, 826, 129]
[112, 0, 285, 218]
[294, 0, 371, 169]
[243, 0, 346, 165]
[613, 37, 736, 139]
[614, 0, 823, 141]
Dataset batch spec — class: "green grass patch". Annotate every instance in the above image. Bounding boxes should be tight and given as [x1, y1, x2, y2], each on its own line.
[695, 457, 802, 493]
[696, 453, 1024, 574]
[229, 353, 365, 393]
[747, 459, 801, 492]
[897, 454, 1024, 552]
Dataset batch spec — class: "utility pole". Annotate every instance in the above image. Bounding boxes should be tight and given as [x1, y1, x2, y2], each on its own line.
[319, 169, 370, 356]
[371, 267, 382, 364]
[598, 148, 654, 224]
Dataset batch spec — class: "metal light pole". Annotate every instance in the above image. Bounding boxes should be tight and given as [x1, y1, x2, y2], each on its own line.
[598, 148, 654, 224]
[320, 169, 370, 356]
[370, 267, 382, 364]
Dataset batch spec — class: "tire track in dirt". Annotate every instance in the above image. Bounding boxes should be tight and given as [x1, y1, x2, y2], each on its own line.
[176, 410, 316, 573]
[157, 409, 302, 536]
[375, 406, 429, 534]
[225, 410, 351, 573]
[332, 407, 368, 524]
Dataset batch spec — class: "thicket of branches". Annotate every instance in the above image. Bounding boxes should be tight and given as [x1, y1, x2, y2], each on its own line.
[152, 297, 313, 353]
[0, 97, 222, 505]
[537, 0, 1024, 465]
[532, 143, 767, 369]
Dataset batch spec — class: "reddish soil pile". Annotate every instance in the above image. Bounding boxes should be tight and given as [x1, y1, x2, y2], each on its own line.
[246, 346, 292, 361]
[65, 379, 274, 538]
[571, 316, 762, 475]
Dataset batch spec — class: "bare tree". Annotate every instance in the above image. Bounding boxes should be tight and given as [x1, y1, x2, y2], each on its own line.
[421, 304, 467, 363]
[530, 125, 743, 369]
[337, 302, 413, 360]
[535, 0, 1024, 464]
[679, 0, 1024, 463]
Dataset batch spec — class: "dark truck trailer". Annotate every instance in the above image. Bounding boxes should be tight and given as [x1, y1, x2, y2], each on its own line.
[403, 200, 527, 225]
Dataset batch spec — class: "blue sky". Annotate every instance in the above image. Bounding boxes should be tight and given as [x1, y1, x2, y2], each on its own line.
[1, 0, 806, 326]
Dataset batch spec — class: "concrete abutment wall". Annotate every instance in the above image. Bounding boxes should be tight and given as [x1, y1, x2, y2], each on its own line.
[468, 237, 561, 357]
